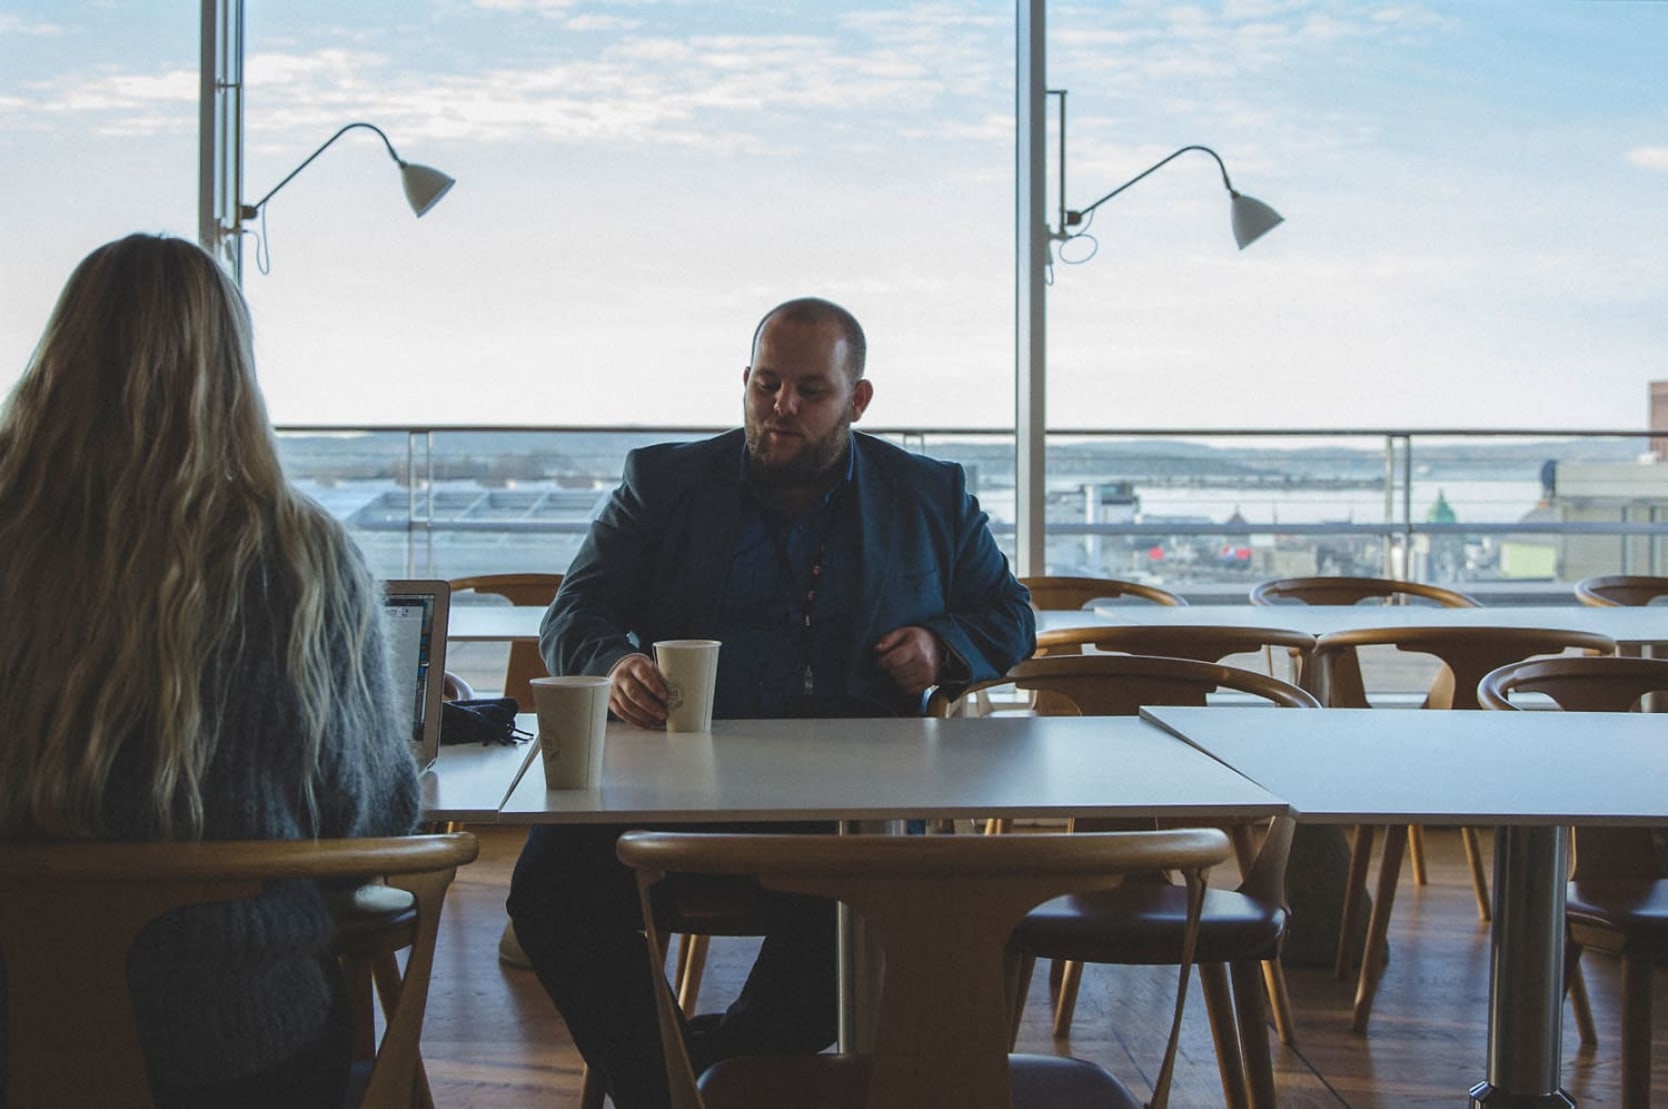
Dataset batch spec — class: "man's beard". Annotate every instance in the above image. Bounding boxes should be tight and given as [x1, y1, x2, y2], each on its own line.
[745, 413, 852, 489]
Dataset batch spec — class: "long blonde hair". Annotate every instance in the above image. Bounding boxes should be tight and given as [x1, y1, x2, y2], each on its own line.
[0, 234, 376, 840]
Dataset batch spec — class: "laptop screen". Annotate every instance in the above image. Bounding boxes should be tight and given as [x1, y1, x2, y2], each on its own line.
[381, 580, 451, 770]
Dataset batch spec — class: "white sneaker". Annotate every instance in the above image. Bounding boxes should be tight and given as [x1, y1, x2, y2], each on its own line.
[498, 918, 534, 969]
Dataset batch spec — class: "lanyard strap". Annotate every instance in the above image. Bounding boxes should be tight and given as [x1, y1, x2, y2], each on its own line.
[767, 490, 844, 697]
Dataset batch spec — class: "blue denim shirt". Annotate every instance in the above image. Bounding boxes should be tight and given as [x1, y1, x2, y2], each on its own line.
[713, 445, 879, 718]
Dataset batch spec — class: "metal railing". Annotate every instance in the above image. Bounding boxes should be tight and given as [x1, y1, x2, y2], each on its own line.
[275, 425, 1668, 594]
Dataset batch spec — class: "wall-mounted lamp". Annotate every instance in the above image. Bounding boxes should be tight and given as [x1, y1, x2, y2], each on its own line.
[230, 121, 455, 274]
[1048, 89, 1282, 265]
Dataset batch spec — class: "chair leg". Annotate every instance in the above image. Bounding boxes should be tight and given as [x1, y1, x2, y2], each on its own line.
[1621, 952, 1652, 1109]
[578, 1065, 607, 1109]
[1051, 959, 1084, 1038]
[1200, 963, 1250, 1109]
[675, 933, 710, 1012]
[1351, 824, 1407, 1034]
[343, 953, 377, 1062]
[371, 949, 434, 1109]
[1335, 824, 1376, 981]
[1461, 826, 1492, 923]
[1007, 951, 1037, 1049]
[1260, 958, 1297, 1046]
[1565, 942, 1598, 1047]
[1230, 959, 1278, 1109]
[1409, 825, 1428, 886]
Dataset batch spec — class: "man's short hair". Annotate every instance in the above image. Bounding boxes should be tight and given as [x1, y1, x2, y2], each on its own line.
[751, 297, 867, 381]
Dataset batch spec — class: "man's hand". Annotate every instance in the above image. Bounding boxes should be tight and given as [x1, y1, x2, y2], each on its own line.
[873, 625, 945, 696]
[608, 653, 668, 728]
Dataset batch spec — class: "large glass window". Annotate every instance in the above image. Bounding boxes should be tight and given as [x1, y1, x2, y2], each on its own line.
[1044, 2, 1668, 431]
[234, 1, 1015, 428]
[1, 3, 198, 389]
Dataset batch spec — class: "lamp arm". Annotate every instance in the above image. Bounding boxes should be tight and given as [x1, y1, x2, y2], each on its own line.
[240, 122, 404, 219]
[1068, 144, 1236, 227]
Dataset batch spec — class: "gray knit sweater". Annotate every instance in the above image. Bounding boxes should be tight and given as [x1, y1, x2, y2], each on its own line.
[1, 534, 422, 1091]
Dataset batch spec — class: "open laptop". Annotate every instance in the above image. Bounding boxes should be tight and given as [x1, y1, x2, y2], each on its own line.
[382, 579, 451, 771]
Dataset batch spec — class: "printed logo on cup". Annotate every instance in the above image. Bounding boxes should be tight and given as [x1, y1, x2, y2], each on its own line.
[665, 682, 685, 710]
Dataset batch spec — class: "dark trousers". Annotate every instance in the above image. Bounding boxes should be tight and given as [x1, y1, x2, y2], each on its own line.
[507, 822, 838, 1109]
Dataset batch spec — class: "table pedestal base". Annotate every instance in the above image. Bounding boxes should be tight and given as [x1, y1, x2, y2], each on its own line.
[1471, 825, 1573, 1108]
[1468, 1082, 1575, 1108]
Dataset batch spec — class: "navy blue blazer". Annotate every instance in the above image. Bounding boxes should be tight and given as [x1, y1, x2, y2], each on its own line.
[541, 429, 1034, 713]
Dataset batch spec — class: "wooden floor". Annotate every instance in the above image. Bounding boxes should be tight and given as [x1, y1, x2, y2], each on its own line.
[417, 823, 1666, 1107]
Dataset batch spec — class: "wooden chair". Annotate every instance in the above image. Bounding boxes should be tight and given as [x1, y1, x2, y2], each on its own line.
[1020, 574, 1187, 611]
[1033, 623, 1315, 684]
[1573, 573, 1668, 608]
[1250, 575, 1479, 893]
[1311, 625, 1618, 1033]
[0, 832, 478, 1109]
[447, 572, 562, 707]
[929, 655, 1317, 1109]
[1248, 574, 1481, 609]
[1481, 653, 1668, 1108]
[616, 828, 1232, 1109]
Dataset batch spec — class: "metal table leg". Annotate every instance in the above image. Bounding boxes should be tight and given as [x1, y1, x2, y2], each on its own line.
[1468, 824, 1575, 1108]
[837, 819, 898, 1052]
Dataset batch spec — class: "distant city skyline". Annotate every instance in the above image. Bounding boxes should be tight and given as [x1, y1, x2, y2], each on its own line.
[3, 1, 1666, 430]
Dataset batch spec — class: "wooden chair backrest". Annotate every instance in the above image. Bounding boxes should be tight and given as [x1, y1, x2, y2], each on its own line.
[448, 573, 563, 707]
[1311, 626, 1616, 709]
[1249, 575, 1480, 608]
[617, 829, 1231, 1109]
[1020, 575, 1186, 611]
[1477, 655, 1668, 882]
[1478, 655, 1668, 713]
[1573, 574, 1668, 608]
[0, 833, 478, 1109]
[928, 653, 1320, 718]
[1034, 623, 1315, 663]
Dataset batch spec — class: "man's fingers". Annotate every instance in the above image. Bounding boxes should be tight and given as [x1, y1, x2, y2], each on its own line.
[609, 654, 668, 726]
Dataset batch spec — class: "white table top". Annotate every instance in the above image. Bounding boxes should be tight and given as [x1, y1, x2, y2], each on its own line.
[1143, 705, 1668, 826]
[498, 714, 1285, 825]
[1088, 602, 1668, 646]
[420, 736, 537, 823]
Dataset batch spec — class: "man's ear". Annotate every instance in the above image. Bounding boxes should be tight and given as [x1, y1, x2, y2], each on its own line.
[850, 378, 874, 423]
[741, 365, 752, 386]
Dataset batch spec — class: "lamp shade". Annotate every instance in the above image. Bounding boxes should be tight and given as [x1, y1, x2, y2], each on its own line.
[1230, 193, 1283, 250]
[400, 162, 455, 217]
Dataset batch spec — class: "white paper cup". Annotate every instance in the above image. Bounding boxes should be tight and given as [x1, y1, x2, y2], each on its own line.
[653, 639, 721, 733]
[530, 675, 611, 789]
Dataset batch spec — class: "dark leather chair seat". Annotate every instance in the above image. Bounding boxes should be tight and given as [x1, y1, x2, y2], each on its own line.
[1015, 884, 1286, 965]
[1567, 879, 1668, 947]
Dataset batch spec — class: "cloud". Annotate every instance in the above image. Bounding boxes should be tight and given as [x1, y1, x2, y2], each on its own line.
[0, 13, 65, 36]
[2, 66, 197, 136]
[0, 3, 1010, 157]
[471, 0, 575, 12]
[566, 14, 643, 32]
[1627, 146, 1668, 172]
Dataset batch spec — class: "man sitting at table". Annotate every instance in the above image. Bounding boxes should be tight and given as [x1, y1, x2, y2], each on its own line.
[507, 296, 1034, 1109]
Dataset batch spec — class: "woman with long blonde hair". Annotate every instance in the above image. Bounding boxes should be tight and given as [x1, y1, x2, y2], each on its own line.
[0, 234, 420, 1106]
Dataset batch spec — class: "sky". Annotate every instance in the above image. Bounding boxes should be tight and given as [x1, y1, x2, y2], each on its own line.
[2, 1, 1665, 431]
